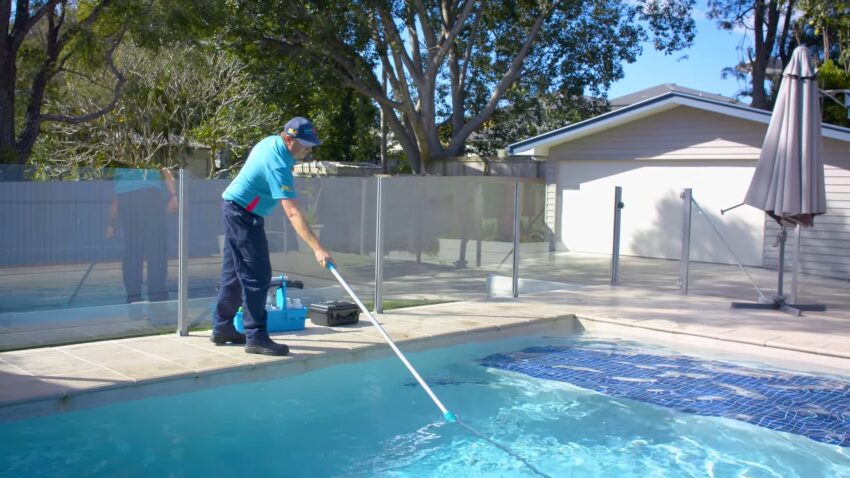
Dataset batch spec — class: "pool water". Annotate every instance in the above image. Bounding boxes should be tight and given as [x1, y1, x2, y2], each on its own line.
[2, 334, 849, 477]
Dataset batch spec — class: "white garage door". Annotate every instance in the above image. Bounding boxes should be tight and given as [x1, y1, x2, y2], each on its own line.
[558, 159, 765, 266]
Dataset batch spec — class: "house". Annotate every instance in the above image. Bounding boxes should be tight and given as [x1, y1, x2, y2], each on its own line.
[508, 84, 850, 279]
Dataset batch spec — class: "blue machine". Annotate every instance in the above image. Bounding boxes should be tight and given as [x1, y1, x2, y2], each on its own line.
[233, 275, 308, 332]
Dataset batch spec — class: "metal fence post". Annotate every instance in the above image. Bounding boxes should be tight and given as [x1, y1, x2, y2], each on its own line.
[679, 188, 693, 295]
[359, 178, 367, 256]
[512, 181, 521, 298]
[374, 176, 385, 313]
[416, 179, 423, 264]
[611, 186, 623, 285]
[177, 169, 189, 336]
[475, 182, 483, 268]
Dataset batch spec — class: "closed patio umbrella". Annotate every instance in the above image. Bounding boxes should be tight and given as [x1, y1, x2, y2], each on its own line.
[735, 45, 827, 315]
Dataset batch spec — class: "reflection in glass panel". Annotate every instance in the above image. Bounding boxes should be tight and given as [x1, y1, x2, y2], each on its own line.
[380, 177, 518, 305]
[0, 167, 180, 350]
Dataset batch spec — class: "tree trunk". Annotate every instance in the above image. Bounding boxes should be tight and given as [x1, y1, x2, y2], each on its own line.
[750, 0, 769, 110]
[750, 64, 769, 109]
[16, 58, 53, 166]
[382, 105, 421, 173]
[449, 45, 465, 156]
[0, 57, 15, 165]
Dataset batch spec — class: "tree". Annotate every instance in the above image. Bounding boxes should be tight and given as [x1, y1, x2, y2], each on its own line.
[792, 1, 850, 127]
[250, 59, 380, 164]
[817, 60, 850, 127]
[2, 0, 223, 177]
[31, 43, 281, 178]
[798, 0, 850, 73]
[707, 0, 798, 110]
[1, 0, 130, 172]
[466, 91, 606, 156]
[224, 0, 696, 173]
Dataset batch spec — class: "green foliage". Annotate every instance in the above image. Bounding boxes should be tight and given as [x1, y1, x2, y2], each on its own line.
[232, 37, 380, 165]
[16, 0, 697, 177]
[819, 60, 850, 127]
[710, 0, 850, 112]
[707, 0, 797, 108]
[5, 0, 231, 169]
[799, 0, 850, 71]
[820, 60, 850, 88]
[31, 43, 281, 178]
[388, 150, 414, 174]
[217, 0, 696, 171]
[466, 91, 608, 156]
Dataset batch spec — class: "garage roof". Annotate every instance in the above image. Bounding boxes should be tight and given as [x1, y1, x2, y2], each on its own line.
[508, 87, 850, 155]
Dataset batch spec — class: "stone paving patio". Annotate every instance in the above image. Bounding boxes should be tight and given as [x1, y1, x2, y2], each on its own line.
[1, 280, 849, 423]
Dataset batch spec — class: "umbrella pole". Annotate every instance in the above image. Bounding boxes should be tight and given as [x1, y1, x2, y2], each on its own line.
[776, 226, 786, 299]
[791, 225, 801, 304]
[733, 223, 826, 316]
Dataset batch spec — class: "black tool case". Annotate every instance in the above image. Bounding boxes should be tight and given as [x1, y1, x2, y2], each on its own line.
[309, 300, 360, 326]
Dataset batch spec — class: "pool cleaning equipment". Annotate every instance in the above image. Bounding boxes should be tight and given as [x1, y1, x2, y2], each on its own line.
[232, 275, 308, 333]
[326, 262, 552, 478]
[309, 300, 360, 326]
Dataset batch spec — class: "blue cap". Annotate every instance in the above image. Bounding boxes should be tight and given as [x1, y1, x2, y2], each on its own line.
[283, 117, 321, 147]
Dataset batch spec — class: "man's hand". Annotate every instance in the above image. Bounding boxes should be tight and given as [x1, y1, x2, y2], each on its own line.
[106, 225, 115, 239]
[314, 247, 333, 269]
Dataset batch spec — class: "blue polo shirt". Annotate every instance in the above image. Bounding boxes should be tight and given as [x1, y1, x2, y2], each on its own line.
[222, 135, 297, 217]
[113, 168, 167, 195]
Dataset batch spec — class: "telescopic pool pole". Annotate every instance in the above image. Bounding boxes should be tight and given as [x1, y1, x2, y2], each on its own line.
[67, 262, 96, 306]
[326, 262, 457, 423]
[326, 262, 552, 478]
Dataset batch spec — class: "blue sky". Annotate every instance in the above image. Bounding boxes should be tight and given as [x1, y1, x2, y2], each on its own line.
[607, 4, 750, 101]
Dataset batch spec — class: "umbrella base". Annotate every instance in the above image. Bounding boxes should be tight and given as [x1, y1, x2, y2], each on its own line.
[731, 299, 826, 317]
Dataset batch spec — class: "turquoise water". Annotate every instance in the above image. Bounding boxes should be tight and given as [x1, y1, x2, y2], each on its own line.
[2, 334, 849, 477]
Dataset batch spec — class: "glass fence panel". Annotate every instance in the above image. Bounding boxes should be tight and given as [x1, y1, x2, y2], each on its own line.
[183, 175, 378, 331]
[676, 194, 786, 302]
[273, 176, 377, 307]
[379, 176, 516, 305]
[521, 181, 614, 289]
[520, 179, 799, 300]
[609, 185, 682, 291]
[514, 181, 553, 295]
[183, 172, 229, 331]
[1, 166, 179, 350]
[6, 163, 848, 353]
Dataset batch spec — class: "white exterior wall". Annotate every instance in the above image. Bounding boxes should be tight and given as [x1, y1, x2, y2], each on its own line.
[551, 106, 769, 266]
[544, 160, 560, 251]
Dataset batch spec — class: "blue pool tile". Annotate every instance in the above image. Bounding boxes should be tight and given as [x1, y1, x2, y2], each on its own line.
[478, 340, 850, 447]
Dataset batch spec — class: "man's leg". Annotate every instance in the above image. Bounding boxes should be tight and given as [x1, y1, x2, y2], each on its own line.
[118, 192, 144, 303]
[142, 189, 169, 301]
[211, 210, 246, 344]
[220, 201, 288, 355]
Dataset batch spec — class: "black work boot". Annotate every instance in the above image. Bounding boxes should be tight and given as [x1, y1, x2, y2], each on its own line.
[245, 335, 290, 356]
[210, 327, 246, 346]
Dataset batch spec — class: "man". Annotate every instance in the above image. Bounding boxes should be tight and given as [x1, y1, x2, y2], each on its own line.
[211, 117, 333, 356]
[106, 165, 178, 303]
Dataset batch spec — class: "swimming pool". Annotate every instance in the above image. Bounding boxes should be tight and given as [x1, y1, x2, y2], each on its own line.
[2, 333, 848, 477]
